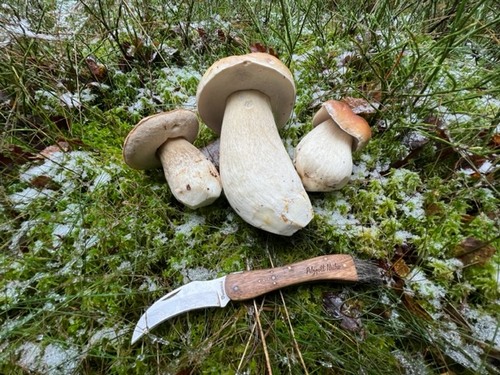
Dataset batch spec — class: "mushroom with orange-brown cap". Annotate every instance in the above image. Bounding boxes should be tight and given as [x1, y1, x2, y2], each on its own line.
[123, 109, 222, 209]
[294, 100, 372, 192]
[196, 53, 313, 236]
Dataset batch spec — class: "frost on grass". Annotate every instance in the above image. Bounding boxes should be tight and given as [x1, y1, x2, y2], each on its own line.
[35, 88, 96, 110]
[430, 322, 489, 374]
[16, 342, 80, 375]
[392, 350, 431, 375]
[125, 65, 201, 115]
[10, 151, 119, 208]
[5, 151, 119, 255]
[461, 306, 500, 349]
[88, 326, 128, 347]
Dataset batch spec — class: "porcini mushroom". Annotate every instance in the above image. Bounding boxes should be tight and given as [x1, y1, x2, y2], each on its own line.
[196, 53, 313, 236]
[123, 109, 222, 209]
[294, 100, 371, 192]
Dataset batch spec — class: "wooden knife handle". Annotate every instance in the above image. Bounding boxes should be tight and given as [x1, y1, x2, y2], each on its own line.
[224, 254, 358, 301]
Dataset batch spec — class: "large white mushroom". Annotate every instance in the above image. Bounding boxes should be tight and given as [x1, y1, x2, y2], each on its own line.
[123, 109, 222, 209]
[196, 53, 313, 236]
[294, 100, 372, 192]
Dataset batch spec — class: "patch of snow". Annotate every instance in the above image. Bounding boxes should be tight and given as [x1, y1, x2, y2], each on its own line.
[16, 342, 79, 375]
[16, 342, 42, 372]
[318, 359, 333, 368]
[220, 213, 239, 235]
[174, 214, 205, 236]
[183, 95, 197, 109]
[139, 277, 159, 292]
[181, 266, 218, 283]
[59, 91, 81, 108]
[4, 280, 29, 304]
[477, 95, 500, 112]
[440, 112, 472, 126]
[405, 267, 446, 311]
[461, 307, 500, 349]
[57, 255, 83, 276]
[2, 18, 58, 44]
[117, 261, 132, 271]
[89, 170, 112, 192]
[88, 326, 127, 347]
[8, 219, 40, 252]
[403, 131, 428, 150]
[8, 188, 57, 211]
[55, 0, 80, 29]
[79, 233, 99, 250]
[127, 87, 162, 114]
[22, 151, 92, 188]
[392, 350, 430, 375]
[52, 223, 74, 248]
[478, 160, 494, 174]
[35, 88, 96, 110]
[430, 322, 487, 374]
[394, 230, 416, 243]
[351, 153, 389, 181]
[399, 193, 425, 220]
[153, 232, 169, 245]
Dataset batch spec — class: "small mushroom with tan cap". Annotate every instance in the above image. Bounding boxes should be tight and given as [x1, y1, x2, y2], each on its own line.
[123, 109, 222, 209]
[294, 100, 372, 192]
[196, 52, 313, 236]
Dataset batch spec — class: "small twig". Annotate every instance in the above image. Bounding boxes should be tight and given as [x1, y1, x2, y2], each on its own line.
[266, 252, 309, 374]
[253, 299, 272, 374]
[236, 320, 257, 373]
[246, 258, 272, 374]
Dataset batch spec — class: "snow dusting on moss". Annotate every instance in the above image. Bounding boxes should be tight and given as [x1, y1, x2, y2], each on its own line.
[16, 342, 80, 375]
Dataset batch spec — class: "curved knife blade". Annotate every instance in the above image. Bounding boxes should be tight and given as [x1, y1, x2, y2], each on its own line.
[131, 276, 230, 344]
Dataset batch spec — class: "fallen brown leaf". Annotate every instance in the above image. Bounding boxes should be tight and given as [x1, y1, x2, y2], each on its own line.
[491, 133, 500, 148]
[401, 293, 433, 321]
[0, 145, 34, 169]
[454, 237, 496, 267]
[30, 175, 58, 189]
[34, 141, 70, 160]
[85, 56, 108, 81]
[392, 258, 411, 278]
[341, 97, 379, 119]
[249, 43, 279, 58]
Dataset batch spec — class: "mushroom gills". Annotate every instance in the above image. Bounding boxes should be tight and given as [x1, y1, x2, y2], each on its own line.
[294, 119, 353, 192]
[158, 137, 222, 209]
[220, 90, 313, 235]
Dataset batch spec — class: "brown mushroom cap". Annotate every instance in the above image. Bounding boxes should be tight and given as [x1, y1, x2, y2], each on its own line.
[196, 53, 295, 134]
[123, 109, 199, 170]
[312, 100, 372, 151]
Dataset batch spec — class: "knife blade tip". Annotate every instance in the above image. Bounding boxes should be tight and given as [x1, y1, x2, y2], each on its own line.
[131, 326, 147, 345]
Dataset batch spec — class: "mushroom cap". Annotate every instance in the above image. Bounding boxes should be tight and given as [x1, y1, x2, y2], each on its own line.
[312, 100, 372, 151]
[196, 52, 295, 134]
[123, 109, 199, 170]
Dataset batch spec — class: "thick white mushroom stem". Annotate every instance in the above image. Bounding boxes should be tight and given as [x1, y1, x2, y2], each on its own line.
[158, 138, 222, 209]
[294, 119, 353, 192]
[220, 90, 313, 236]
